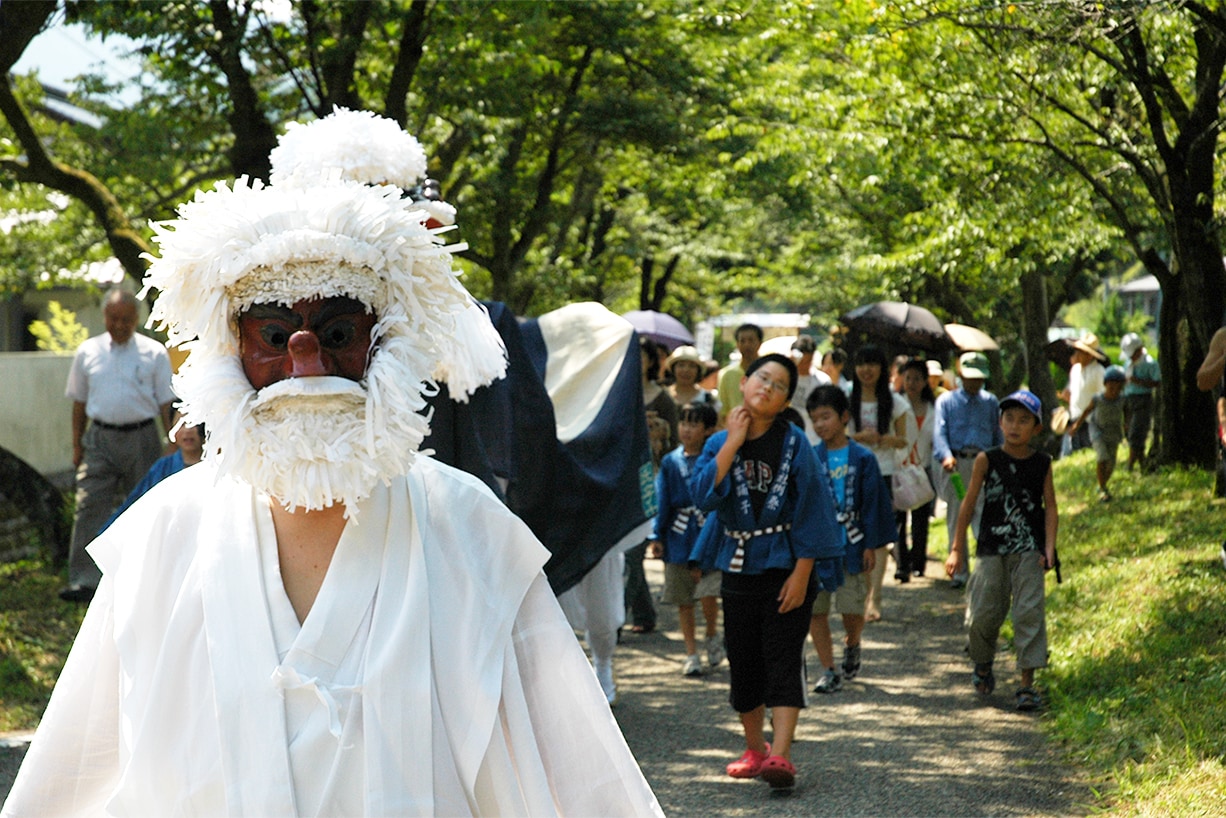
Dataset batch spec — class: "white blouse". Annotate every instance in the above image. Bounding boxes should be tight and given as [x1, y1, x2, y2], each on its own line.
[848, 392, 915, 476]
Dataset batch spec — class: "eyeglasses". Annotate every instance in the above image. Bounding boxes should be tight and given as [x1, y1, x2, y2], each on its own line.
[750, 369, 789, 394]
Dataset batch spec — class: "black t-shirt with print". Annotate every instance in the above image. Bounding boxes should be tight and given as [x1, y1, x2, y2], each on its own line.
[977, 448, 1051, 557]
[737, 418, 786, 521]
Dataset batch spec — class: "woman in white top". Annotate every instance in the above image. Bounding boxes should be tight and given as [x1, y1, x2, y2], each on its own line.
[847, 345, 913, 622]
[895, 359, 938, 580]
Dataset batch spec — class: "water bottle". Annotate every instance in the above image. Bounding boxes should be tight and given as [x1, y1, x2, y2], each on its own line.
[950, 471, 966, 501]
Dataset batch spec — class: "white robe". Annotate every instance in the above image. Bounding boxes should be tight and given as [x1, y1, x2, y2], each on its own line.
[2, 458, 662, 818]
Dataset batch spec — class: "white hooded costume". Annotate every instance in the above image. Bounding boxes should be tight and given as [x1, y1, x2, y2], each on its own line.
[3, 127, 661, 817]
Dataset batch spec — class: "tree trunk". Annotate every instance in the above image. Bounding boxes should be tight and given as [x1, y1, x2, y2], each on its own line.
[1019, 269, 1056, 442]
[0, 80, 150, 285]
[1162, 151, 1224, 466]
[208, 0, 278, 181]
[383, 0, 430, 127]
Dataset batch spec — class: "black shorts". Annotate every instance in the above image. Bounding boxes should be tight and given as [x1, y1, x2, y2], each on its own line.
[722, 569, 817, 712]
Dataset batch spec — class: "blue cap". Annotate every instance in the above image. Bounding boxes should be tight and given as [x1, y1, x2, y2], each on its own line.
[1104, 365, 1127, 383]
[999, 389, 1042, 423]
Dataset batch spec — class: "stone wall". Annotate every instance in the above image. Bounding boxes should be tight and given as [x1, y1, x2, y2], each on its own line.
[0, 352, 74, 479]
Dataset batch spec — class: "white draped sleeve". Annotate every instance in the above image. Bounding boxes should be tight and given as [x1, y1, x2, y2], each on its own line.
[473, 574, 663, 817]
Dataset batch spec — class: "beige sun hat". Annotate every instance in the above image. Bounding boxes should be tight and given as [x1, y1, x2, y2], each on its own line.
[1071, 332, 1109, 363]
[1050, 406, 1070, 435]
[665, 345, 704, 373]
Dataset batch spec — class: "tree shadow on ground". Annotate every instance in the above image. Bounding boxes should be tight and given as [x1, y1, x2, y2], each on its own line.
[613, 558, 1095, 817]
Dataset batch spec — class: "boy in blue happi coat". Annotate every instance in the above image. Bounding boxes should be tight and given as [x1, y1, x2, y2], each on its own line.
[689, 353, 843, 790]
[649, 401, 724, 677]
[805, 385, 896, 693]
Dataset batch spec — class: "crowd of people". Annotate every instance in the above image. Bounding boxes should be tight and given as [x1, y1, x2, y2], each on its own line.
[10, 104, 1187, 809]
[624, 322, 1066, 790]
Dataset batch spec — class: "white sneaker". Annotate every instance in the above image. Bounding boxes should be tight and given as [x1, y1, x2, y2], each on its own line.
[682, 654, 703, 677]
[706, 638, 726, 668]
[813, 668, 842, 693]
[594, 660, 616, 705]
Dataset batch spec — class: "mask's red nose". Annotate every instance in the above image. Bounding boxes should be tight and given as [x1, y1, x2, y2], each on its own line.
[288, 330, 328, 377]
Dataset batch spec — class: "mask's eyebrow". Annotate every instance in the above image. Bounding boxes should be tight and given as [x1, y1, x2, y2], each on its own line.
[312, 296, 369, 324]
[242, 303, 300, 326]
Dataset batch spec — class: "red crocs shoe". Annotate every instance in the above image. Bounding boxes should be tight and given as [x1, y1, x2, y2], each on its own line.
[759, 755, 796, 789]
[725, 743, 771, 779]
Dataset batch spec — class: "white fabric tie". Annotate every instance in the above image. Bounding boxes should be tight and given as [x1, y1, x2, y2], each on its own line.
[270, 664, 362, 739]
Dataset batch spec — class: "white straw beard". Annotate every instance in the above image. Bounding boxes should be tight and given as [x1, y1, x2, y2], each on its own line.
[177, 338, 435, 517]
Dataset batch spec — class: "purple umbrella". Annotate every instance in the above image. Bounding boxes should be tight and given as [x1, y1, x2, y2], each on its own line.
[622, 310, 695, 351]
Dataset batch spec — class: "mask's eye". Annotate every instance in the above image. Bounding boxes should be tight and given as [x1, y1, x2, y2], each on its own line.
[319, 319, 357, 350]
[259, 324, 291, 350]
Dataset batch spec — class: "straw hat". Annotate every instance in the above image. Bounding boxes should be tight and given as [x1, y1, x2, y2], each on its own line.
[1071, 332, 1108, 364]
[1050, 406, 1070, 435]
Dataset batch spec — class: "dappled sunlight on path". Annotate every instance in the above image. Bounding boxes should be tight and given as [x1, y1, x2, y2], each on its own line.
[613, 558, 1093, 817]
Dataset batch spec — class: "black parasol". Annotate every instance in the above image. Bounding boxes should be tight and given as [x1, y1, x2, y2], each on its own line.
[840, 301, 956, 353]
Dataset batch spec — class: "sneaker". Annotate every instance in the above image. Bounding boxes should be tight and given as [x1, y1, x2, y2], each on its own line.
[706, 637, 726, 668]
[1219, 541, 1226, 571]
[813, 668, 842, 694]
[595, 659, 616, 705]
[841, 643, 862, 680]
[1097, 488, 1111, 503]
[682, 654, 703, 677]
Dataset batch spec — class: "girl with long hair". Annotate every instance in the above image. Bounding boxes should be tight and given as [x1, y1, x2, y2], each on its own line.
[848, 345, 913, 621]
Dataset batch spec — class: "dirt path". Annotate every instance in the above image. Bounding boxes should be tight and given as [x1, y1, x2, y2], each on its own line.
[613, 557, 1093, 817]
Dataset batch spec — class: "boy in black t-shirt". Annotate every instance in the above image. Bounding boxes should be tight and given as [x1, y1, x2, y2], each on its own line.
[945, 390, 1058, 712]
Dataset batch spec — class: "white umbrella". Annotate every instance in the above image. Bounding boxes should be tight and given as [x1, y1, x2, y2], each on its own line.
[943, 323, 999, 352]
[758, 335, 798, 356]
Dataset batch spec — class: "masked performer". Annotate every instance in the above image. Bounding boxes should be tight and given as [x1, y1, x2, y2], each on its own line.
[2, 172, 662, 817]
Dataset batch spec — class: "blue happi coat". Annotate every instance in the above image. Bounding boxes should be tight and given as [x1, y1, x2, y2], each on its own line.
[689, 423, 843, 590]
[813, 440, 897, 575]
[652, 446, 708, 565]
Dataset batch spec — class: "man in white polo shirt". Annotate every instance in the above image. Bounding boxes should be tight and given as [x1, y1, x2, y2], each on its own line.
[62, 288, 174, 601]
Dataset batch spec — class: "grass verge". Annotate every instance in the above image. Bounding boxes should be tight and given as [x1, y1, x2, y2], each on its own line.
[1045, 450, 1226, 816]
[927, 448, 1226, 815]
[0, 559, 84, 733]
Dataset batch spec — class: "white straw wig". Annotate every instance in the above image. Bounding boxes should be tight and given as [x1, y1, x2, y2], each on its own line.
[269, 107, 428, 191]
[139, 175, 506, 510]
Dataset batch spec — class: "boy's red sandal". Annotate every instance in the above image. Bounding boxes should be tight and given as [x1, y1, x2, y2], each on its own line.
[758, 755, 796, 789]
[725, 743, 770, 778]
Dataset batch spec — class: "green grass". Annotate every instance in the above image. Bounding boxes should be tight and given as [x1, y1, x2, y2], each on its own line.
[0, 559, 85, 733]
[3, 453, 1226, 813]
[928, 448, 1226, 815]
[1045, 451, 1226, 815]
